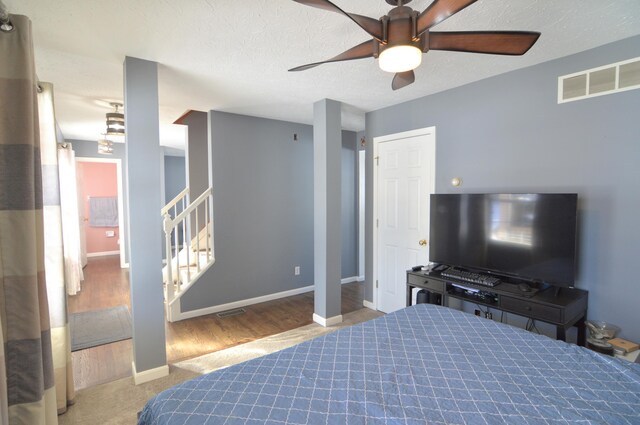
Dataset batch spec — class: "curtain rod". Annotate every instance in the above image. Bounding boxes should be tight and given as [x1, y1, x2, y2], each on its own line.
[0, 3, 43, 91]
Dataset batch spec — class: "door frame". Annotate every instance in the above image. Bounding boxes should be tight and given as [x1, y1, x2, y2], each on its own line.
[76, 156, 127, 268]
[372, 126, 436, 310]
[358, 150, 365, 280]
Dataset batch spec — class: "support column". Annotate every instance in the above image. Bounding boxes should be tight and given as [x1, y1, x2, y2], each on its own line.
[124, 56, 168, 383]
[313, 99, 342, 326]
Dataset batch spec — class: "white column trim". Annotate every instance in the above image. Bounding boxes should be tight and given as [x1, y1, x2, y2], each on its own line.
[363, 300, 376, 310]
[313, 313, 343, 327]
[132, 361, 169, 385]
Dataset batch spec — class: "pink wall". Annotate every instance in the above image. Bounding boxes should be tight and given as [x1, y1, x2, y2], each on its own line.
[77, 161, 120, 254]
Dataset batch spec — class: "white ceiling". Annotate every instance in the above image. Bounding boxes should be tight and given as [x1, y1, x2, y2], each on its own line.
[6, 0, 640, 149]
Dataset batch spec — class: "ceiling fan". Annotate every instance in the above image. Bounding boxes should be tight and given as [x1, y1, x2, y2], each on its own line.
[289, 0, 541, 90]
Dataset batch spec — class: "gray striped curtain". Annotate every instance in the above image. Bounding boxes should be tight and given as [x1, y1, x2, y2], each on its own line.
[38, 82, 75, 414]
[0, 319, 7, 424]
[0, 14, 58, 425]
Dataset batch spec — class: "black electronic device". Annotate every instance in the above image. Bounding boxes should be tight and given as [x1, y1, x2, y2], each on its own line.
[411, 265, 423, 272]
[441, 267, 501, 287]
[432, 264, 448, 272]
[430, 193, 578, 288]
[447, 283, 499, 304]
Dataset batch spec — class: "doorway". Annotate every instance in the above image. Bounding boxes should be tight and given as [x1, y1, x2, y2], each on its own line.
[373, 127, 436, 313]
[76, 157, 126, 268]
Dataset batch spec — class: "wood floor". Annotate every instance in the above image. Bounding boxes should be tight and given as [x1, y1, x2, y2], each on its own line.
[69, 256, 365, 389]
[166, 280, 364, 363]
[69, 256, 133, 390]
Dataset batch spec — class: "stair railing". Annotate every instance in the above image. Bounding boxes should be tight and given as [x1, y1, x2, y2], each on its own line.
[162, 187, 214, 310]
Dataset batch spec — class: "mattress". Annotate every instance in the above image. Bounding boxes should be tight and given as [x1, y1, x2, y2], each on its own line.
[138, 304, 640, 424]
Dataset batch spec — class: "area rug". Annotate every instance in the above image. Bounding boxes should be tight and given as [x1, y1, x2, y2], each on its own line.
[70, 305, 132, 351]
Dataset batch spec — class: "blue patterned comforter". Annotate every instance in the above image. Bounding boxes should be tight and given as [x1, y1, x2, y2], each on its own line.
[138, 304, 640, 424]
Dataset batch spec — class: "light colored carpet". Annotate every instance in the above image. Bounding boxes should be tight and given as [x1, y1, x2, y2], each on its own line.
[70, 305, 132, 351]
[59, 307, 383, 425]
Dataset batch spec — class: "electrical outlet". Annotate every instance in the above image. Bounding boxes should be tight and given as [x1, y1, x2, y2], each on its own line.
[294, 266, 300, 276]
[106, 230, 115, 237]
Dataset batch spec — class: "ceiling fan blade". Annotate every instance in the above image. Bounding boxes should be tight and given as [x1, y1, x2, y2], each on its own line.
[391, 70, 415, 91]
[417, 0, 478, 35]
[429, 31, 541, 55]
[293, 0, 383, 41]
[289, 40, 376, 72]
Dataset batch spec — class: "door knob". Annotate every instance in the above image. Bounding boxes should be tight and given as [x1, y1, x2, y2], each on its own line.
[419, 239, 428, 246]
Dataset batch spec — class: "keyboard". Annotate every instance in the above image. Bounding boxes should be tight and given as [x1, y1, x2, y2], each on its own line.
[440, 267, 501, 287]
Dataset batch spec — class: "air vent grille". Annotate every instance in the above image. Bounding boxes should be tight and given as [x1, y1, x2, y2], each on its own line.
[558, 57, 640, 103]
[620, 60, 640, 89]
[217, 308, 246, 318]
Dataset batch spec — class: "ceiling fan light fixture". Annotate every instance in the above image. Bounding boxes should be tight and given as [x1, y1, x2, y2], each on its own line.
[378, 45, 422, 73]
[106, 102, 125, 136]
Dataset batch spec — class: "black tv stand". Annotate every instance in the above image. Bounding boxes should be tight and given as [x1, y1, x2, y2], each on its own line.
[407, 269, 588, 346]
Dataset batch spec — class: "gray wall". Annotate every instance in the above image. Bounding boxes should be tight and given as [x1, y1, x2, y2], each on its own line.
[164, 154, 186, 204]
[181, 112, 358, 312]
[182, 111, 209, 240]
[183, 111, 209, 201]
[70, 138, 129, 264]
[365, 35, 640, 342]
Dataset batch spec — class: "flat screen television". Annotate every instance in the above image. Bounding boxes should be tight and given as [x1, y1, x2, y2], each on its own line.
[429, 193, 578, 287]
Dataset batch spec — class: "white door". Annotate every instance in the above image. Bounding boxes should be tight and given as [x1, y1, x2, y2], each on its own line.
[375, 129, 435, 313]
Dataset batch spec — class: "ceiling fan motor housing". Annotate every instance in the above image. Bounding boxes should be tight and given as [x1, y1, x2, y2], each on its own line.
[380, 6, 422, 53]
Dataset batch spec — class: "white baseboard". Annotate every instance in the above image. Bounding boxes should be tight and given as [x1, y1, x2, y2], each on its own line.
[363, 300, 376, 310]
[176, 285, 315, 321]
[87, 250, 120, 258]
[132, 361, 169, 385]
[313, 313, 343, 327]
[341, 276, 360, 284]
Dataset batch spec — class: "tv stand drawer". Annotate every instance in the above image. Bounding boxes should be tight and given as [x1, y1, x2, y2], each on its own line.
[407, 274, 444, 293]
[501, 296, 561, 323]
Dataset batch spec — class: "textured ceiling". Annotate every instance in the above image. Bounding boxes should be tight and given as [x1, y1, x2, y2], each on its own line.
[5, 0, 640, 148]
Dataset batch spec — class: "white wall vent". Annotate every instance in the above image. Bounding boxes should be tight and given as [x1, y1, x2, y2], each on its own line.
[558, 57, 640, 103]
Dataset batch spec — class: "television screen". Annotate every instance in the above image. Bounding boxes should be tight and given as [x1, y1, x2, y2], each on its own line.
[429, 193, 578, 287]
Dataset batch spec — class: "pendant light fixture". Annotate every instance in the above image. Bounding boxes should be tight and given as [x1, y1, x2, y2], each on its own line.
[106, 102, 125, 136]
[97, 135, 114, 155]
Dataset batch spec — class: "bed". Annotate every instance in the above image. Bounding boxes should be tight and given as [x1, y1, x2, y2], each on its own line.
[138, 304, 640, 424]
